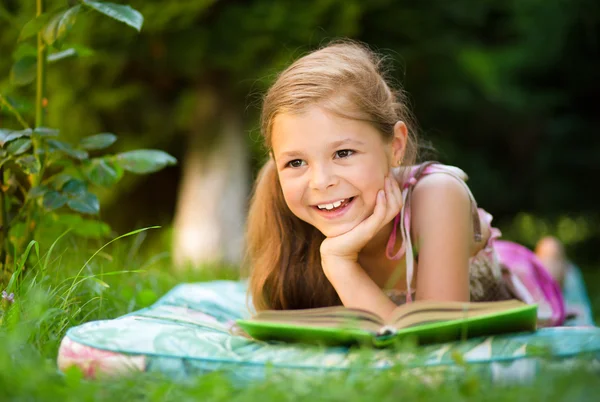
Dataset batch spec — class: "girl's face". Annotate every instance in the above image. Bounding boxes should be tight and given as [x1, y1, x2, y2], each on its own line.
[272, 106, 393, 237]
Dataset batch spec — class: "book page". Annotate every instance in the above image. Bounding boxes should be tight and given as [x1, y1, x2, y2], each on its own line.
[387, 299, 526, 328]
[251, 306, 385, 332]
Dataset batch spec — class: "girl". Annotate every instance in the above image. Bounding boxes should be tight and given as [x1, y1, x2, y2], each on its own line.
[245, 40, 566, 325]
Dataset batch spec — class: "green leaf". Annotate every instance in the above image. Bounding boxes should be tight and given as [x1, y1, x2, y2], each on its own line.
[19, 12, 53, 41]
[47, 139, 88, 160]
[62, 179, 87, 197]
[79, 133, 117, 150]
[46, 44, 94, 63]
[0, 129, 12, 146]
[12, 43, 37, 60]
[47, 173, 74, 190]
[10, 56, 37, 86]
[28, 185, 50, 198]
[84, 158, 123, 187]
[67, 191, 100, 214]
[82, 1, 143, 31]
[43, 191, 68, 210]
[47, 48, 77, 62]
[15, 155, 41, 174]
[0, 129, 32, 147]
[7, 138, 32, 155]
[33, 127, 59, 137]
[114, 149, 177, 174]
[42, 6, 81, 49]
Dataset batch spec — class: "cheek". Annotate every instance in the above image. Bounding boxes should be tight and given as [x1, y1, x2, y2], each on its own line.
[352, 166, 386, 202]
[280, 180, 304, 213]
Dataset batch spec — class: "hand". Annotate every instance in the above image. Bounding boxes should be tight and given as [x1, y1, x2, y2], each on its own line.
[320, 173, 403, 261]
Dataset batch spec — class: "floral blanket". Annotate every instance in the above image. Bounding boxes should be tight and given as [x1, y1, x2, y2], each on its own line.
[57, 266, 599, 382]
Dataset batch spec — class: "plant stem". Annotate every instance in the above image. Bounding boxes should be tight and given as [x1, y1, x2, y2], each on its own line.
[0, 95, 30, 130]
[23, 0, 48, 253]
[0, 166, 9, 274]
[35, 0, 47, 129]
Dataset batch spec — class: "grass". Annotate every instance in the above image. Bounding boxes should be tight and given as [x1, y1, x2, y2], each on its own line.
[1, 230, 599, 401]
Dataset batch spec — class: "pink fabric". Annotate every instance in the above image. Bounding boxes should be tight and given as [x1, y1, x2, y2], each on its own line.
[57, 336, 146, 379]
[495, 240, 566, 326]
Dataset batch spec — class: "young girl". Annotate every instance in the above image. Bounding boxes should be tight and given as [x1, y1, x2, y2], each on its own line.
[245, 40, 566, 326]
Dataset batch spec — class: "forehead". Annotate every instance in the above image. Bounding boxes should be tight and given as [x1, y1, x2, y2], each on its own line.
[271, 106, 383, 156]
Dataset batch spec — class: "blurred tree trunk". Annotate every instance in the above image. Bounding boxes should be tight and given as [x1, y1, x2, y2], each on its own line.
[172, 88, 248, 269]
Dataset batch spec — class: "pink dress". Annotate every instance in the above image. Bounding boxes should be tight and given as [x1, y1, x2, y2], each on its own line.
[384, 162, 565, 326]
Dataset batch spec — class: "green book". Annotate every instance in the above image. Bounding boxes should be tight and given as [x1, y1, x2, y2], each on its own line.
[236, 299, 538, 347]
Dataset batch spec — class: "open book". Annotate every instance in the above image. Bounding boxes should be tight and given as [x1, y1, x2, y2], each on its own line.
[236, 299, 537, 346]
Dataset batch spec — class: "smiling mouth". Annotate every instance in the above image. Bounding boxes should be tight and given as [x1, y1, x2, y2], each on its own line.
[313, 197, 355, 212]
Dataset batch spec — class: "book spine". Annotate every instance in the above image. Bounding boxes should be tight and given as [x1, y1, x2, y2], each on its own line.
[376, 325, 397, 337]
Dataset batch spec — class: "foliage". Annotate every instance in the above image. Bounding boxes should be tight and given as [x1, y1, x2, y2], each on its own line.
[2, 0, 596, 266]
[0, 1, 176, 283]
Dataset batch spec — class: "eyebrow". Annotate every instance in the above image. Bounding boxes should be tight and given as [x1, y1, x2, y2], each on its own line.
[278, 138, 366, 159]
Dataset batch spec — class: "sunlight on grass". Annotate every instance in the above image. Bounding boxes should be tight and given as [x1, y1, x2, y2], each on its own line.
[0, 230, 599, 401]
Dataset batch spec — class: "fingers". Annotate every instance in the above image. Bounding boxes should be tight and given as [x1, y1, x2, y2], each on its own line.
[384, 175, 402, 222]
[362, 176, 400, 236]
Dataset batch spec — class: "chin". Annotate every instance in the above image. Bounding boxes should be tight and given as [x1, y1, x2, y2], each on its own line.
[317, 222, 357, 238]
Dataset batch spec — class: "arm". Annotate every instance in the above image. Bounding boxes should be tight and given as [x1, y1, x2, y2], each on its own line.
[410, 174, 473, 302]
[322, 256, 398, 319]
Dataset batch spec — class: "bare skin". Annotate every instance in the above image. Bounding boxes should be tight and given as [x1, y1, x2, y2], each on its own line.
[535, 236, 568, 286]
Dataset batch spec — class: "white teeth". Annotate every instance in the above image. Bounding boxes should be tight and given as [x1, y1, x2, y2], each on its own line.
[317, 199, 346, 210]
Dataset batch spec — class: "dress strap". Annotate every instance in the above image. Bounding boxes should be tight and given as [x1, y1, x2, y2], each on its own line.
[385, 162, 482, 303]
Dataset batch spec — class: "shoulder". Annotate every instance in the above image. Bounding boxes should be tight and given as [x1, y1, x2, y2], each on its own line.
[410, 170, 473, 240]
[411, 170, 472, 206]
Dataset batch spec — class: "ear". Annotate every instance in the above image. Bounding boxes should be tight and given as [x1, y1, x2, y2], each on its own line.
[391, 121, 408, 167]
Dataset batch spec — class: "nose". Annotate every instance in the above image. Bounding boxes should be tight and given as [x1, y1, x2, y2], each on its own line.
[309, 163, 338, 191]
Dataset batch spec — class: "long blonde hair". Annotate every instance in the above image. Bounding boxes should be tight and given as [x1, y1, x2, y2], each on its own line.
[246, 40, 420, 311]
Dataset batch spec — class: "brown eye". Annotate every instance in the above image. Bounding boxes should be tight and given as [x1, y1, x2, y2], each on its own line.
[287, 159, 305, 168]
[335, 149, 355, 159]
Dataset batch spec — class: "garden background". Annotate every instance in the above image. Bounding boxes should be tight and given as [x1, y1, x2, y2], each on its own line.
[1, 0, 599, 400]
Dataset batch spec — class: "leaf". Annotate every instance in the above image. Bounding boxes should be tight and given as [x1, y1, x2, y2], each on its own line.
[33, 127, 60, 137]
[62, 179, 87, 197]
[6, 138, 32, 155]
[42, 6, 81, 49]
[19, 12, 53, 41]
[79, 133, 117, 150]
[47, 139, 88, 160]
[67, 191, 100, 214]
[47, 48, 77, 62]
[114, 149, 177, 174]
[48, 173, 74, 190]
[0, 129, 12, 146]
[84, 158, 123, 187]
[12, 43, 37, 60]
[15, 155, 41, 174]
[89, 277, 110, 288]
[10, 56, 37, 86]
[43, 191, 68, 210]
[47, 44, 94, 63]
[28, 185, 50, 198]
[0, 129, 32, 147]
[82, 1, 143, 31]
